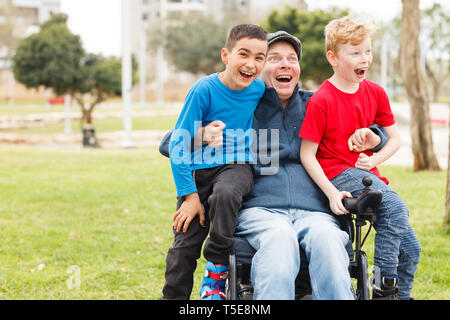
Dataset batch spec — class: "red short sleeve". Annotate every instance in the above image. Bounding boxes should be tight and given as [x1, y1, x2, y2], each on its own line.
[299, 99, 326, 143]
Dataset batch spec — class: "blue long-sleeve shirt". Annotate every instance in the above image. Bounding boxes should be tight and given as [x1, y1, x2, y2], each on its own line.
[169, 73, 265, 197]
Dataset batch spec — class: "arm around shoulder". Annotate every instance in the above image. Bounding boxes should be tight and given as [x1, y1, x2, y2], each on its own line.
[369, 124, 400, 167]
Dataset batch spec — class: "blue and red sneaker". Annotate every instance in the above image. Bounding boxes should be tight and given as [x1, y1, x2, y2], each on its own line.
[199, 261, 228, 300]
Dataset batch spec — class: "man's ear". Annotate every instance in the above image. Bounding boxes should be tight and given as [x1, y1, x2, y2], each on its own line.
[326, 50, 337, 68]
[221, 48, 229, 65]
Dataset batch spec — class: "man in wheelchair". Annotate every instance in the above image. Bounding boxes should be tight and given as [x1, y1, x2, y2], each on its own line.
[216, 31, 387, 300]
[160, 31, 389, 300]
[223, 32, 388, 299]
[228, 176, 382, 300]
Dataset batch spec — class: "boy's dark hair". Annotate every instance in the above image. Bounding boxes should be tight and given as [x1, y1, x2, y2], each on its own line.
[225, 24, 268, 51]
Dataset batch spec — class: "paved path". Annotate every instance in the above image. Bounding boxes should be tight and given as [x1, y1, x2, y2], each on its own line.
[387, 102, 448, 168]
[0, 102, 448, 168]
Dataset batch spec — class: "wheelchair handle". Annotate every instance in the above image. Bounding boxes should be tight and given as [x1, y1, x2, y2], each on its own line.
[342, 176, 382, 224]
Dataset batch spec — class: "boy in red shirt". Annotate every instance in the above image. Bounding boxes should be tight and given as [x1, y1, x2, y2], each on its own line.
[299, 17, 420, 299]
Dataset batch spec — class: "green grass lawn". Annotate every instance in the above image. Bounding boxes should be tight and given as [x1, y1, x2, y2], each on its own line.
[0, 99, 53, 115]
[0, 99, 179, 134]
[0, 145, 448, 300]
[0, 99, 180, 117]
[2, 115, 178, 135]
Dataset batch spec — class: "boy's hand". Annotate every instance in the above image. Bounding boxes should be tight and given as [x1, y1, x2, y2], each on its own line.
[173, 193, 205, 233]
[355, 153, 375, 171]
[348, 128, 381, 152]
[203, 120, 225, 148]
[328, 190, 352, 215]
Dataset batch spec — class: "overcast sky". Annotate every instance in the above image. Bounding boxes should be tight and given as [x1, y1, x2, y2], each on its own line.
[60, 0, 448, 57]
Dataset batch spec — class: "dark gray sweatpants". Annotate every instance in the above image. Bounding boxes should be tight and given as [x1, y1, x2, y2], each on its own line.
[161, 164, 253, 300]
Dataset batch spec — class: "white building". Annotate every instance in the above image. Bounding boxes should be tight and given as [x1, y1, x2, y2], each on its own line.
[131, 0, 307, 103]
[0, 0, 61, 64]
[131, 0, 212, 104]
[2, 0, 61, 37]
[0, 0, 61, 100]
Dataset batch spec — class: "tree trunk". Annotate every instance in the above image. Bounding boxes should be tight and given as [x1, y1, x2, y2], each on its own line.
[399, 0, 440, 171]
[85, 108, 93, 125]
[425, 61, 440, 102]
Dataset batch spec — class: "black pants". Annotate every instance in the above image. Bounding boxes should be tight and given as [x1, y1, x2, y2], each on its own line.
[161, 164, 253, 300]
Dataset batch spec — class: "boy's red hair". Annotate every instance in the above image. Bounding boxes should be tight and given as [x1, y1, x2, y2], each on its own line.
[325, 17, 375, 53]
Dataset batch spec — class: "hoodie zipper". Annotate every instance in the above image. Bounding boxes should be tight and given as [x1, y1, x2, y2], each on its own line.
[278, 95, 292, 209]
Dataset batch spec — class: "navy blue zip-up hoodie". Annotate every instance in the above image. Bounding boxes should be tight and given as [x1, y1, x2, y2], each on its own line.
[242, 84, 387, 212]
[242, 85, 330, 212]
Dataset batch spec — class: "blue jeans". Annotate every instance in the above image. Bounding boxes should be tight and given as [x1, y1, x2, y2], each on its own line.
[234, 207, 354, 300]
[331, 168, 421, 300]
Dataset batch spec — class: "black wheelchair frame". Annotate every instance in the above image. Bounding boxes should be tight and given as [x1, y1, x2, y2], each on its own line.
[226, 176, 382, 300]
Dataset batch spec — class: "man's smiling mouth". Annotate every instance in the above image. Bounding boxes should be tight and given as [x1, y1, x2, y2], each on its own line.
[276, 75, 292, 83]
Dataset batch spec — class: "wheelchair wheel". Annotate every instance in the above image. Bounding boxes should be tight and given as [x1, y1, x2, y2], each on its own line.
[355, 250, 370, 300]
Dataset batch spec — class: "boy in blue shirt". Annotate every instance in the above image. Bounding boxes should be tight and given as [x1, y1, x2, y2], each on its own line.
[162, 24, 268, 300]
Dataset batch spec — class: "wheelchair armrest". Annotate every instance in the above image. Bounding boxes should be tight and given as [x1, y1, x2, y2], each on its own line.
[159, 130, 172, 158]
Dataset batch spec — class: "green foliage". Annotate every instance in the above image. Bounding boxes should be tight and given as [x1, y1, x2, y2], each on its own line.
[164, 14, 229, 75]
[12, 13, 85, 96]
[12, 13, 137, 127]
[79, 54, 120, 97]
[421, 3, 450, 101]
[262, 7, 349, 86]
[422, 3, 450, 54]
[78, 54, 138, 98]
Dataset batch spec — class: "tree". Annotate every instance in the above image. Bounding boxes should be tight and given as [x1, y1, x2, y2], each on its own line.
[262, 6, 348, 88]
[12, 13, 137, 135]
[421, 3, 450, 102]
[13, 13, 85, 97]
[164, 14, 229, 75]
[73, 53, 137, 126]
[398, 0, 440, 171]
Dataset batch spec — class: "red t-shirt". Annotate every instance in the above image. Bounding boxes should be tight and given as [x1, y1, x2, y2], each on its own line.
[299, 79, 395, 184]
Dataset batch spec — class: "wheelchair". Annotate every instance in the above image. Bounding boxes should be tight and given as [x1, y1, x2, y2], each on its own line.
[226, 176, 382, 300]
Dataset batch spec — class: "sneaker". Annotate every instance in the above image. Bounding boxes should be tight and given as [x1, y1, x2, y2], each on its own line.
[200, 261, 228, 300]
[372, 275, 399, 300]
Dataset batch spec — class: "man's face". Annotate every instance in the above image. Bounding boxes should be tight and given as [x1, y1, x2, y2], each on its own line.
[220, 37, 267, 91]
[260, 41, 300, 106]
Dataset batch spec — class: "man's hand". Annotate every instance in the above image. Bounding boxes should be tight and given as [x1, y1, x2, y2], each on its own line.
[203, 120, 225, 148]
[348, 128, 381, 152]
[355, 153, 375, 171]
[173, 193, 205, 233]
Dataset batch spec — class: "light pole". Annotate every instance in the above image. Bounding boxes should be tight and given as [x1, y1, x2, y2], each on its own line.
[121, 0, 135, 148]
[139, 26, 147, 108]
